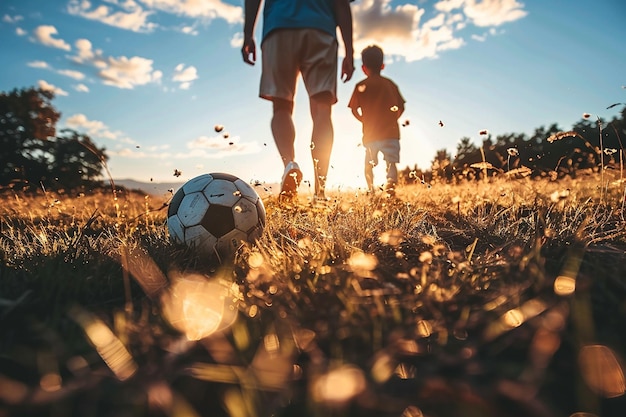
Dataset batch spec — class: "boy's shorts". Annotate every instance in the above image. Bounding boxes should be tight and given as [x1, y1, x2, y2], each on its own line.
[260, 28, 338, 104]
[365, 139, 401, 165]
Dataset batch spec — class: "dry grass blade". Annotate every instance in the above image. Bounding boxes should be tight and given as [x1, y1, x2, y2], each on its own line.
[546, 130, 586, 143]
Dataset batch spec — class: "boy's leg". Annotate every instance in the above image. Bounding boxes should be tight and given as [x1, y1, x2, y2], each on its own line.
[382, 141, 400, 196]
[364, 147, 375, 192]
[387, 161, 398, 184]
[310, 93, 334, 198]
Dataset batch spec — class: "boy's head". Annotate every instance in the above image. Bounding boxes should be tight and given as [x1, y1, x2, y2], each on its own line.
[361, 45, 384, 75]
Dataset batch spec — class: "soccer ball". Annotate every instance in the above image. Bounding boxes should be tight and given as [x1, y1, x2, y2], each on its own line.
[167, 172, 266, 261]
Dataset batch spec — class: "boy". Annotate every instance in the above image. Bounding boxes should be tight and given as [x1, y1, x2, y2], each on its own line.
[348, 45, 405, 196]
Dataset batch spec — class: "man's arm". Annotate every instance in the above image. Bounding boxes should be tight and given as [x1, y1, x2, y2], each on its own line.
[334, 0, 354, 82]
[242, 0, 262, 65]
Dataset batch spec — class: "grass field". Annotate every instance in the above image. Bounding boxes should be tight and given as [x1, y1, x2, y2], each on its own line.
[1, 173, 625, 417]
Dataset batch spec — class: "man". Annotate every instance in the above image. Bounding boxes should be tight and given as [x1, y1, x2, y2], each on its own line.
[242, 0, 354, 201]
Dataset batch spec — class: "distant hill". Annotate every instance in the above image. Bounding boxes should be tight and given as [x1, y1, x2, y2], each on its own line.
[113, 178, 280, 198]
[113, 179, 183, 196]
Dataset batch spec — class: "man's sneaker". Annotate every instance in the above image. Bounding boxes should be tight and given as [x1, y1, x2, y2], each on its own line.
[280, 161, 302, 197]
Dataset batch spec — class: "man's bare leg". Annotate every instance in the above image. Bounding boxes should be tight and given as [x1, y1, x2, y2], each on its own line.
[272, 98, 302, 198]
[271, 98, 295, 166]
[309, 94, 333, 198]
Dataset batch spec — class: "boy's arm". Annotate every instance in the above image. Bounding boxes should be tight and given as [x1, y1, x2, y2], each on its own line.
[334, 0, 354, 82]
[242, 0, 262, 65]
[396, 102, 405, 118]
[395, 85, 406, 118]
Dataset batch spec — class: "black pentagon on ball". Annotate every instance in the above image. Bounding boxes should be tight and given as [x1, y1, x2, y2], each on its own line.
[200, 203, 235, 238]
[168, 187, 186, 218]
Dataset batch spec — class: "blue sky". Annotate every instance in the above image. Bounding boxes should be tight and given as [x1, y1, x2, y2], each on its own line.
[1, 0, 624, 191]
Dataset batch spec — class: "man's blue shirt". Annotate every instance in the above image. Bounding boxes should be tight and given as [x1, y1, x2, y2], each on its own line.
[262, 0, 337, 41]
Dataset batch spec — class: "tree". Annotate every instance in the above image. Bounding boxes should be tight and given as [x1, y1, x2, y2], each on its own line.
[47, 129, 108, 191]
[431, 149, 453, 182]
[0, 87, 107, 191]
[0, 87, 59, 187]
[454, 137, 479, 166]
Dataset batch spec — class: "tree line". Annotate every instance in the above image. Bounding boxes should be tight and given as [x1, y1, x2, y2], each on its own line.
[401, 104, 626, 184]
[0, 87, 106, 192]
[2, 86, 624, 193]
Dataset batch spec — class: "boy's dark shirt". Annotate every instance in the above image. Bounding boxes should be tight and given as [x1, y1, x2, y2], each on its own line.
[348, 74, 405, 145]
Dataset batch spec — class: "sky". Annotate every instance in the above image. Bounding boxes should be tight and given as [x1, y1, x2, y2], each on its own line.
[1, 0, 625, 192]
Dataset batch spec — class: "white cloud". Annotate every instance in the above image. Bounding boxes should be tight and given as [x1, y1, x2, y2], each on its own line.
[110, 134, 260, 160]
[67, 0, 156, 32]
[70, 38, 162, 89]
[26, 61, 85, 80]
[423, 12, 446, 30]
[472, 33, 487, 42]
[230, 32, 243, 48]
[58, 69, 86, 80]
[351, 0, 462, 62]
[3, 14, 23, 23]
[74, 83, 90, 92]
[67, 0, 243, 32]
[347, 0, 526, 63]
[27, 60, 87, 81]
[353, 0, 423, 44]
[28, 60, 50, 69]
[139, 0, 243, 24]
[65, 113, 132, 142]
[463, 0, 527, 27]
[110, 142, 174, 159]
[32, 25, 71, 51]
[172, 64, 198, 89]
[72, 39, 100, 64]
[38, 80, 69, 96]
[434, 0, 466, 13]
[181, 25, 198, 35]
[99, 55, 161, 88]
[146, 144, 171, 152]
[186, 135, 260, 157]
[16, 27, 27, 36]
